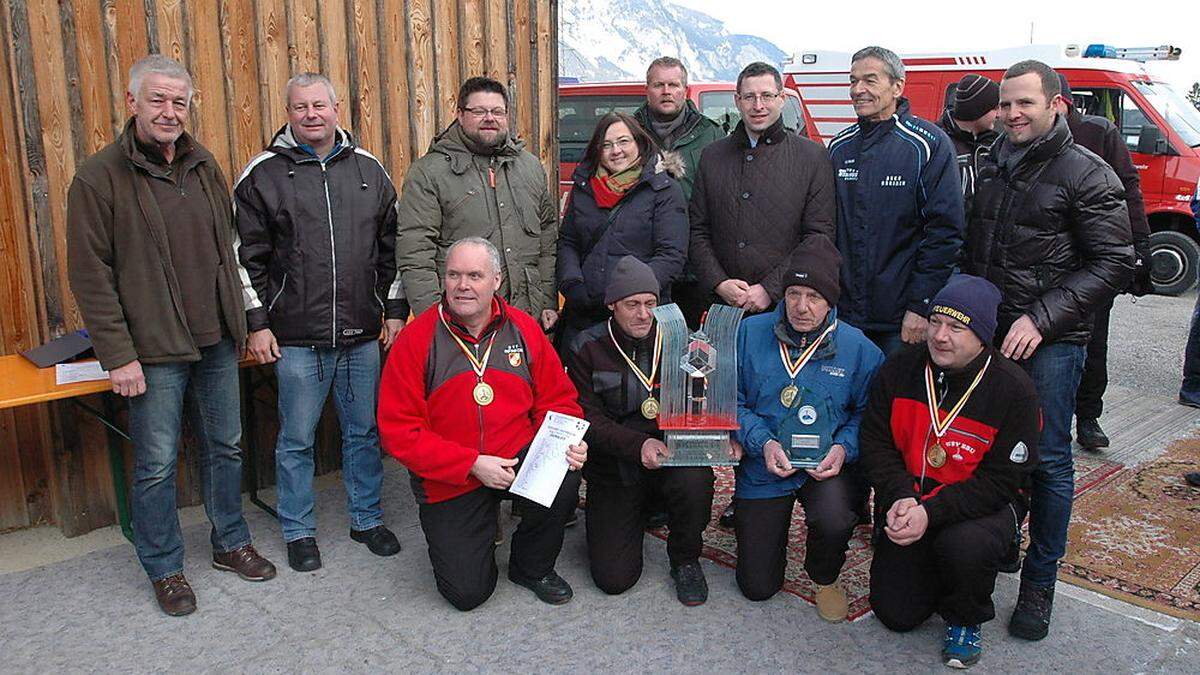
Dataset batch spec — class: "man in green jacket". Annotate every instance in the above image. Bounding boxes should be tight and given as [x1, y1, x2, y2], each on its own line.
[632, 57, 725, 331]
[631, 57, 724, 202]
[396, 77, 559, 329]
[66, 55, 275, 617]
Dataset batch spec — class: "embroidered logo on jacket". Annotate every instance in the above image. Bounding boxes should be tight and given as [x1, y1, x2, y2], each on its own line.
[837, 168, 859, 181]
[504, 344, 524, 367]
[1010, 441, 1029, 463]
[880, 174, 907, 187]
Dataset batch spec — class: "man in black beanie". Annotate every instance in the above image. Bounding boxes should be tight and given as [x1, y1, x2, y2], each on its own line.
[938, 74, 1000, 215]
[561, 255, 720, 606]
[861, 274, 1040, 669]
[1053, 73, 1153, 450]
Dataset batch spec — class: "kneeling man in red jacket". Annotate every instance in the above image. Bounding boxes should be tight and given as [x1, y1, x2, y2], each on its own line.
[379, 236, 587, 610]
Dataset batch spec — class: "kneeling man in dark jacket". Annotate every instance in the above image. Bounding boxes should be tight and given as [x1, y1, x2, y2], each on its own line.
[563, 257, 719, 606]
[861, 275, 1040, 670]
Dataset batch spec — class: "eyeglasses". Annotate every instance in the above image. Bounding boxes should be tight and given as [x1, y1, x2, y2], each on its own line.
[736, 92, 781, 104]
[461, 106, 508, 119]
[601, 137, 636, 152]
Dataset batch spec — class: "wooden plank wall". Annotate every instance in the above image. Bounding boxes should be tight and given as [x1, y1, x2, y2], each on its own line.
[0, 0, 559, 535]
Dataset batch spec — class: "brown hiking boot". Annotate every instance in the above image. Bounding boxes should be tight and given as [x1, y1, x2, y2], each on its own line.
[815, 582, 849, 622]
[212, 544, 277, 581]
[152, 574, 196, 617]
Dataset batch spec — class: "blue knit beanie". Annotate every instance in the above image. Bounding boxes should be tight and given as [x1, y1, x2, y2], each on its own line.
[929, 274, 1002, 344]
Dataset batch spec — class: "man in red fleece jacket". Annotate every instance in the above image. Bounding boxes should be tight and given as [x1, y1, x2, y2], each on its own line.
[379, 236, 587, 611]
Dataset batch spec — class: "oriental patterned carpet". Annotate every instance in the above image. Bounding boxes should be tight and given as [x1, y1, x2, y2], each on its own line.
[1059, 438, 1200, 621]
[642, 454, 1125, 622]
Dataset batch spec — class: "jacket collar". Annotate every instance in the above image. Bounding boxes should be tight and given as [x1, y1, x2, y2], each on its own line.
[773, 304, 839, 359]
[571, 151, 680, 192]
[926, 344, 993, 388]
[859, 97, 913, 136]
[609, 317, 658, 352]
[430, 121, 526, 175]
[634, 99, 707, 142]
[119, 117, 210, 178]
[440, 296, 506, 344]
[269, 124, 355, 162]
[732, 115, 787, 149]
[990, 113, 1073, 174]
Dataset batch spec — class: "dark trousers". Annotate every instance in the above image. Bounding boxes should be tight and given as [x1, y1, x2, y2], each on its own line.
[870, 506, 1017, 630]
[417, 471, 582, 611]
[734, 473, 863, 600]
[1184, 288, 1200, 402]
[585, 467, 715, 595]
[1076, 297, 1114, 420]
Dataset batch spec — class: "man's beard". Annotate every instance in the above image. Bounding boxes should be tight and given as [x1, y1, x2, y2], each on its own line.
[463, 126, 508, 152]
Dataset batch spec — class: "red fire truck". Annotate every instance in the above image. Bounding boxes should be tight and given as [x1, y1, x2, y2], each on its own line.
[783, 44, 1200, 295]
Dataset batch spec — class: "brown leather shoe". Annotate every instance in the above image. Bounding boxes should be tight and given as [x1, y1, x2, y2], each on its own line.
[152, 574, 196, 617]
[212, 544, 277, 581]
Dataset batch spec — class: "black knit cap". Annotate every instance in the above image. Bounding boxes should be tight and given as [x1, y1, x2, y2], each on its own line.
[952, 74, 1000, 122]
[604, 255, 660, 304]
[928, 274, 1002, 345]
[783, 235, 841, 306]
[1056, 73, 1074, 104]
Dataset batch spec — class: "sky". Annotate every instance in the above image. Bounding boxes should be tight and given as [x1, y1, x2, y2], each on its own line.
[672, 0, 1200, 95]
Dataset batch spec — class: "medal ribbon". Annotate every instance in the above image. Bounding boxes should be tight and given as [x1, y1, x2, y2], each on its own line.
[607, 319, 662, 393]
[924, 355, 992, 440]
[778, 320, 837, 381]
[439, 305, 497, 379]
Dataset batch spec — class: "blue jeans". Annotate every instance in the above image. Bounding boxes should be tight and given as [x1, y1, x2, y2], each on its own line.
[128, 338, 251, 581]
[1180, 290, 1200, 403]
[1018, 341, 1086, 588]
[274, 340, 385, 542]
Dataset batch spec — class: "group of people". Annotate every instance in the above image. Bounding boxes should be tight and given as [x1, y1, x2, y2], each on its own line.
[65, 43, 1142, 670]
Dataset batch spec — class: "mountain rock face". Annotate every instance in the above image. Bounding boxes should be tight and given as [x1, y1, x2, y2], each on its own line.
[559, 0, 787, 82]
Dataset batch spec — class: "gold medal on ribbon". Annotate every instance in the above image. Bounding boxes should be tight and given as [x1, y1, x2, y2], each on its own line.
[473, 381, 495, 406]
[924, 356, 991, 467]
[778, 321, 837, 409]
[608, 320, 663, 420]
[640, 396, 660, 419]
[439, 306, 499, 408]
[927, 442, 947, 468]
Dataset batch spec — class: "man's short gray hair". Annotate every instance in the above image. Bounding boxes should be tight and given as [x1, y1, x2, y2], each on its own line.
[851, 46, 905, 82]
[286, 72, 338, 105]
[646, 56, 688, 86]
[128, 54, 193, 100]
[447, 237, 503, 277]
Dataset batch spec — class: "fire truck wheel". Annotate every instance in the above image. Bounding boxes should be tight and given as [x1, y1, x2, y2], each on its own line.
[1150, 230, 1200, 296]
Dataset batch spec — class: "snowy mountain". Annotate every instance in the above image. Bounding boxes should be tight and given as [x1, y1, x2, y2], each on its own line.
[559, 0, 787, 82]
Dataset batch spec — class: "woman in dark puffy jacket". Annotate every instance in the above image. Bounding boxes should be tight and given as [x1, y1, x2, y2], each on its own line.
[556, 111, 688, 345]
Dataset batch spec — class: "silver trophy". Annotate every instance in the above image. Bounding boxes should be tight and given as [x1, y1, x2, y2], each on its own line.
[653, 303, 745, 466]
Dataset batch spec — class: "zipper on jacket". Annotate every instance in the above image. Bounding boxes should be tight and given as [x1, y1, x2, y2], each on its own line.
[268, 273, 288, 312]
[321, 162, 337, 346]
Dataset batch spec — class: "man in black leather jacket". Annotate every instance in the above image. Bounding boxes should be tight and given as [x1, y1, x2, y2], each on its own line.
[965, 59, 1134, 643]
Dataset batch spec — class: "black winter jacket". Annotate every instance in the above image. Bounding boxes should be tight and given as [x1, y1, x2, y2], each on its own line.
[557, 153, 688, 329]
[234, 125, 406, 348]
[689, 117, 836, 302]
[938, 108, 998, 220]
[966, 115, 1135, 345]
[1064, 106, 1152, 294]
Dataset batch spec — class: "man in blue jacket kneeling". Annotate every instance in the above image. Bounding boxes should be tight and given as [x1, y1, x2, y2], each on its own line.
[733, 235, 885, 622]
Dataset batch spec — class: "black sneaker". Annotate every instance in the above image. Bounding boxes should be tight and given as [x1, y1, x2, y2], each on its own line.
[286, 537, 322, 572]
[350, 525, 401, 556]
[564, 507, 579, 528]
[670, 561, 708, 607]
[508, 568, 573, 605]
[1008, 580, 1054, 641]
[1076, 418, 1110, 450]
[718, 503, 735, 529]
[998, 530, 1022, 574]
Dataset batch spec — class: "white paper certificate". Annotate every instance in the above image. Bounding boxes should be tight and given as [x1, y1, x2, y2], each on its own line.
[55, 361, 109, 385]
[509, 411, 590, 508]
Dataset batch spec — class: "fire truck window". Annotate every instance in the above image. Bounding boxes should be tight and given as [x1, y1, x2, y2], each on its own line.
[782, 96, 804, 133]
[557, 94, 643, 163]
[700, 91, 739, 134]
[1119, 95, 1152, 151]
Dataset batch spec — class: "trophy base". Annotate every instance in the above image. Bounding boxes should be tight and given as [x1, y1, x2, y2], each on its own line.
[662, 431, 739, 467]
